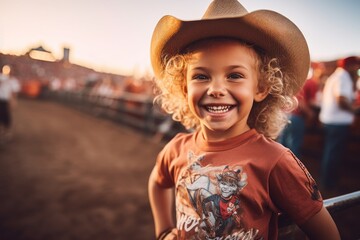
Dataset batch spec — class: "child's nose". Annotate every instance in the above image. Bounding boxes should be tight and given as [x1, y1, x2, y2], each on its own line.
[207, 82, 226, 98]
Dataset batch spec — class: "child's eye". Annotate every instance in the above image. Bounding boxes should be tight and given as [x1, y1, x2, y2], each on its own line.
[192, 74, 209, 81]
[228, 73, 244, 80]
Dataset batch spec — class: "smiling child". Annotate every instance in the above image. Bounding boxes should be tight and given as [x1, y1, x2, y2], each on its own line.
[148, 0, 340, 239]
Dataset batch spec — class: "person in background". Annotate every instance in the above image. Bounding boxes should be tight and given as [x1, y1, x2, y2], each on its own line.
[279, 63, 325, 157]
[319, 56, 360, 191]
[308, 62, 328, 110]
[148, 0, 340, 239]
[0, 65, 21, 142]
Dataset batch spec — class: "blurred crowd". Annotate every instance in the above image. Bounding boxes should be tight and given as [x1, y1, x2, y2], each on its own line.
[46, 74, 154, 101]
[278, 56, 360, 192]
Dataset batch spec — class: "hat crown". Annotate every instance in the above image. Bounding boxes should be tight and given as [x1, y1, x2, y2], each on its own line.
[202, 0, 248, 19]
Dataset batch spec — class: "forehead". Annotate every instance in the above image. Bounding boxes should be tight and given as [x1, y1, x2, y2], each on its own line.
[186, 38, 259, 68]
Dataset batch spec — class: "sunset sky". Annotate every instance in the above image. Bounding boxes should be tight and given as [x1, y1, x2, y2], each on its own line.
[1, 0, 359, 76]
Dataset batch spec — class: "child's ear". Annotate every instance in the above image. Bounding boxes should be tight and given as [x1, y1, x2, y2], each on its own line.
[254, 87, 269, 102]
[182, 84, 188, 96]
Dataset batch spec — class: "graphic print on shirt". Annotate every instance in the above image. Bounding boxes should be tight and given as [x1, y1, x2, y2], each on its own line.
[176, 151, 262, 239]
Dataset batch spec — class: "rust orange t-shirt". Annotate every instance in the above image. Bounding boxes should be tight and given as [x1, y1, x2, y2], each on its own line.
[154, 129, 322, 240]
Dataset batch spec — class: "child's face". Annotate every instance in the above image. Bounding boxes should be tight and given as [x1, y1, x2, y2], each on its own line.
[185, 40, 267, 141]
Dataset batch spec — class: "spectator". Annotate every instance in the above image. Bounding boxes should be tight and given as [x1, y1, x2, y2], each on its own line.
[319, 56, 360, 191]
[0, 65, 21, 142]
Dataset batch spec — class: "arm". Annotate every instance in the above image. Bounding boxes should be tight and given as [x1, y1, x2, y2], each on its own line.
[148, 166, 176, 239]
[338, 95, 354, 112]
[299, 206, 340, 240]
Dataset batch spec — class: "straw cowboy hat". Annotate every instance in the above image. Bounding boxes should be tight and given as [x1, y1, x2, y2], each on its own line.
[150, 0, 310, 94]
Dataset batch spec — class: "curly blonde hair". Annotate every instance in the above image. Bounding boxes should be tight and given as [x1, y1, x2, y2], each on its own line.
[153, 40, 297, 139]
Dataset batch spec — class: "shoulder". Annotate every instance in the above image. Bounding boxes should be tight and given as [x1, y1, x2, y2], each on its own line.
[166, 131, 194, 147]
[249, 132, 288, 157]
[332, 68, 351, 82]
[238, 132, 291, 170]
[160, 131, 195, 156]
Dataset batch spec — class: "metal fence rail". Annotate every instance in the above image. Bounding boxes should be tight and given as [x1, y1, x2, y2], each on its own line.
[324, 190, 360, 213]
[278, 191, 360, 239]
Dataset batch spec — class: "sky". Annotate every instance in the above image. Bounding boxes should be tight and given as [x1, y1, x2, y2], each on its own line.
[1, 0, 359, 76]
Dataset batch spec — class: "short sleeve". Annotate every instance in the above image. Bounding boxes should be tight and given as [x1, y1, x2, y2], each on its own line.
[154, 144, 175, 188]
[269, 151, 323, 225]
[339, 75, 354, 100]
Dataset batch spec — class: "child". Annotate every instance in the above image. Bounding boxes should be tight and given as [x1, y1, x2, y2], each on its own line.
[148, 0, 340, 239]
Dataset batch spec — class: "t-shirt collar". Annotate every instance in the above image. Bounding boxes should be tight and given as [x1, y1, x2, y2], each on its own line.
[194, 128, 258, 152]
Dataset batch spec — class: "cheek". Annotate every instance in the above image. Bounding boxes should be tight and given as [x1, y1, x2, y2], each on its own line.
[230, 89, 253, 105]
[185, 88, 199, 115]
[186, 85, 202, 103]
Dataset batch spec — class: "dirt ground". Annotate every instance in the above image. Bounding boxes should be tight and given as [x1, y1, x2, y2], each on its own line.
[0, 99, 359, 240]
[0, 99, 164, 240]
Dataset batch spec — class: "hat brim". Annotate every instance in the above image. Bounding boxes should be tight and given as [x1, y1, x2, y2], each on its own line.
[151, 10, 310, 93]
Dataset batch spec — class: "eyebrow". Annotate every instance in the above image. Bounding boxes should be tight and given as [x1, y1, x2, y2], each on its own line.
[227, 65, 250, 71]
[188, 65, 250, 72]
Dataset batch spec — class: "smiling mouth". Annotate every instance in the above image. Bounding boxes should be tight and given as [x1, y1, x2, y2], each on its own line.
[221, 189, 231, 193]
[204, 105, 236, 113]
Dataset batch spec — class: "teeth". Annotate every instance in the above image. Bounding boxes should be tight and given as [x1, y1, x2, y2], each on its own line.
[206, 105, 231, 113]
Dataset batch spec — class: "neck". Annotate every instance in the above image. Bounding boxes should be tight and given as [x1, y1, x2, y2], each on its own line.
[200, 125, 251, 142]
